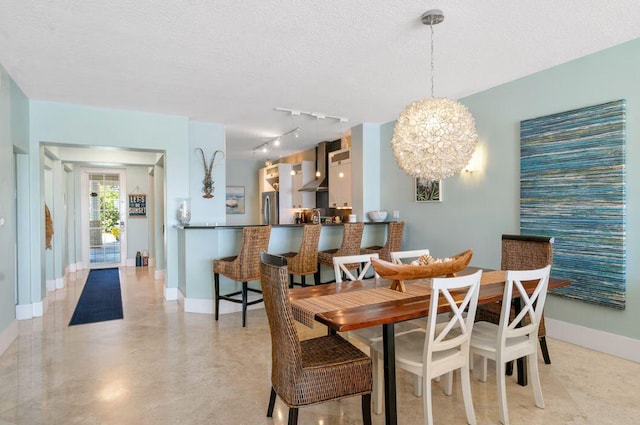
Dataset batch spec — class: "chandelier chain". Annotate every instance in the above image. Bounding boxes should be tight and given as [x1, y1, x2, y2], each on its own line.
[430, 22, 435, 98]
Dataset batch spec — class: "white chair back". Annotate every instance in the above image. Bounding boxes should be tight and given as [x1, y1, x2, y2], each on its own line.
[390, 249, 430, 264]
[498, 265, 551, 346]
[425, 270, 482, 362]
[333, 253, 380, 282]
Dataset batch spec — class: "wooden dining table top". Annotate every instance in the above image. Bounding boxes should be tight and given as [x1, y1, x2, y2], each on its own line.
[288, 267, 570, 332]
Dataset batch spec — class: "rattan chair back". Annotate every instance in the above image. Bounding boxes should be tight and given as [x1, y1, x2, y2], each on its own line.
[259, 254, 304, 403]
[501, 234, 554, 271]
[214, 225, 272, 281]
[318, 222, 365, 268]
[286, 224, 322, 275]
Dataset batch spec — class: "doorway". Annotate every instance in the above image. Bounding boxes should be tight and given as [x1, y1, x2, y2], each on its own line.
[81, 169, 127, 269]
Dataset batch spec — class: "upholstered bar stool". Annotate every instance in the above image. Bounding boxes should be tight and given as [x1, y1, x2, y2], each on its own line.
[279, 223, 322, 287]
[475, 234, 554, 364]
[361, 221, 405, 262]
[317, 222, 364, 283]
[213, 225, 271, 327]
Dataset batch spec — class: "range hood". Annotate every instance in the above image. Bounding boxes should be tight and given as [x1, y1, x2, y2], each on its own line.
[299, 141, 329, 192]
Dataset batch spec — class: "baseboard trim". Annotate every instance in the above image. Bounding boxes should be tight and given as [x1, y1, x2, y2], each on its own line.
[55, 277, 64, 289]
[68, 263, 77, 273]
[164, 287, 178, 301]
[76, 262, 84, 271]
[33, 300, 44, 317]
[46, 279, 56, 292]
[183, 297, 214, 314]
[0, 320, 18, 357]
[546, 318, 640, 363]
[181, 293, 264, 316]
[16, 304, 33, 320]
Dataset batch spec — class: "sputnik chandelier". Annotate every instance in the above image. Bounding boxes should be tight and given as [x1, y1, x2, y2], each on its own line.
[391, 10, 477, 181]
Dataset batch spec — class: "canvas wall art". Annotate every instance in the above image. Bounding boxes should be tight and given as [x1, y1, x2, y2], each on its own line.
[520, 99, 626, 309]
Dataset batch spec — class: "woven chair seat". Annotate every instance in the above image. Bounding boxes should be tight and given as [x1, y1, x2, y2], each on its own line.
[280, 335, 372, 407]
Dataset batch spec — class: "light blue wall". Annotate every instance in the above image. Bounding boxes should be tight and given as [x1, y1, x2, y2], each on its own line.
[28, 101, 191, 300]
[188, 121, 226, 225]
[380, 38, 640, 340]
[226, 159, 262, 226]
[0, 67, 28, 341]
[126, 166, 153, 259]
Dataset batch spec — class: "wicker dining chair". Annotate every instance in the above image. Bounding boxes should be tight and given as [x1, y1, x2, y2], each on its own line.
[361, 221, 405, 262]
[213, 225, 271, 327]
[260, 252, 373, 425]
[317, 222, 365, 283]
[475, 234, 554, 364]
[279, 224, 322, 287]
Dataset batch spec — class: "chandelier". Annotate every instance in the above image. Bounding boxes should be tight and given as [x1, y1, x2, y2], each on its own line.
[391, 10, 477, 181]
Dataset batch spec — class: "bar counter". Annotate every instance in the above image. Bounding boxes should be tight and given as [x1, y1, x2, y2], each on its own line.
[176, 222, 396, 315]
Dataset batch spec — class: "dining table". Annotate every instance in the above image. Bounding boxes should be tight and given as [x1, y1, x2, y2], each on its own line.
[288, 267, 570, 425]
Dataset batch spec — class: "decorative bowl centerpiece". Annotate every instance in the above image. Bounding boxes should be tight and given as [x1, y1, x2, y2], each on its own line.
[367, 210, 388, 222]
[371, 249, 473, 292]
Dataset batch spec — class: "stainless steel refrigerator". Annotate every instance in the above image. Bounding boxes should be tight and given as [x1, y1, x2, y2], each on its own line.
[261, 191, 279, 225]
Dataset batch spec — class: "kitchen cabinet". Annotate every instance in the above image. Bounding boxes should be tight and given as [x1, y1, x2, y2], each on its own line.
[328, 148, 352, 208]
[291, 160, 316, 209]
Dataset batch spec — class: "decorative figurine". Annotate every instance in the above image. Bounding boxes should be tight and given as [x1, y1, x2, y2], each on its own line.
[195, 148, 224, 199]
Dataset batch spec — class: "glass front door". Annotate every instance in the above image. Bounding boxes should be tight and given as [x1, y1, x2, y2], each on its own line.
[88, 172, 122, 267]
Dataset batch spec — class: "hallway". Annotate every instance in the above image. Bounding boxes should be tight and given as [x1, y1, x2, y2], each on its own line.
[0, 268, 638, 424]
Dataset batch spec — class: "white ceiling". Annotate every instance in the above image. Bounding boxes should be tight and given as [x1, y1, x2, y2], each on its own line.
[2, 1, 639, 160]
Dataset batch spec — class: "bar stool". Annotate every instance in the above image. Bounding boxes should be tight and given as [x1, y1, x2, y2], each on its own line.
[279, 223, 322, 287]
[213, 225, 271, 327]
[317, 222, 364, 283]
[361, 221, 405, 262]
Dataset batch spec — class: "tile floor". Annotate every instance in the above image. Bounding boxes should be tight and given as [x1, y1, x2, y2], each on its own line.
[0, 268, 638, 424]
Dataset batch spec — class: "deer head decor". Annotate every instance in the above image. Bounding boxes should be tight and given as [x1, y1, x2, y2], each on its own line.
[195, 148, 225, 199]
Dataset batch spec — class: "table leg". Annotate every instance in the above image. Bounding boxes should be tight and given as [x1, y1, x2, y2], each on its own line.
[382, 323, 397, 425]
[513, 298, 528, 386]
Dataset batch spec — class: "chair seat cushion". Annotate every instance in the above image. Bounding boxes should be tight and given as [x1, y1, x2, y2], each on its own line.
[277, 335, 372, 407]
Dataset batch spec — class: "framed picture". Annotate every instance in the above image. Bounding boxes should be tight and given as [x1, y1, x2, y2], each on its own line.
[226, 186, 245, 214]
[128, 193, 147, 217]
[415, 178, 441, 202]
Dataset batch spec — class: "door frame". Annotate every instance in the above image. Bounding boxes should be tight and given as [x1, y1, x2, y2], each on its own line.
[80, 167, 127, 269]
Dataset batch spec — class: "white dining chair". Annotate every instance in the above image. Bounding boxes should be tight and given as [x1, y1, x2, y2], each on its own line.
[332, 253, 423, 414]
[370, 270, 482, 424]
[469, 265, 551, 425]
[333, 253, 380, 282]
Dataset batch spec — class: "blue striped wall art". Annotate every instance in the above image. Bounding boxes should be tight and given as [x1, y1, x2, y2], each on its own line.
[520, 99, 626, 309]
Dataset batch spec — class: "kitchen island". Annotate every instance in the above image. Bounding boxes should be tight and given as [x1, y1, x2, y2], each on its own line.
[176, 222, 395, 315]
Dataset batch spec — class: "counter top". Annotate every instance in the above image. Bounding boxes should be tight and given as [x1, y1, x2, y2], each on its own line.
[177, 221, 396, 230]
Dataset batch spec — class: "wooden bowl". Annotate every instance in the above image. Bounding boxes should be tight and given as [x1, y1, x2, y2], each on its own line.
[371, 249, 473, 292]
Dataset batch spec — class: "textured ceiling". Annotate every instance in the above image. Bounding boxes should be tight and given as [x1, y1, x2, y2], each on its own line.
[2, 1, 639, 160]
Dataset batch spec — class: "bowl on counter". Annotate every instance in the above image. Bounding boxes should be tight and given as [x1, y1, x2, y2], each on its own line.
[367, 210, 388, 222]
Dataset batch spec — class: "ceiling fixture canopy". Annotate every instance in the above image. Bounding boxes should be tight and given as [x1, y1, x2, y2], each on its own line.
[391, 10, 478, 181]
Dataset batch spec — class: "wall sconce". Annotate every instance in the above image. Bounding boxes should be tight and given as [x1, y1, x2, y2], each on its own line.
[462, 145, 485, 174]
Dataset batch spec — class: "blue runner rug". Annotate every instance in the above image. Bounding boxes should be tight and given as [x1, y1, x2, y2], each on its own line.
[69, 268, 124, 326]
